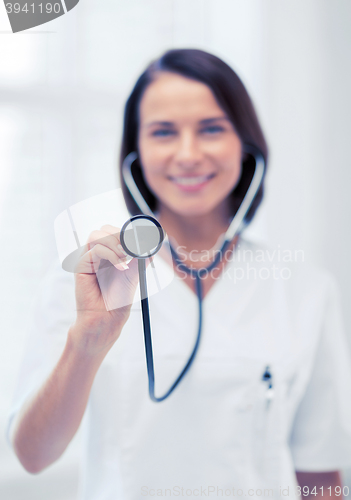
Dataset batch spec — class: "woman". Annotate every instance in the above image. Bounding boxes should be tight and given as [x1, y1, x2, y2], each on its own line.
[7, 49, 351, 499]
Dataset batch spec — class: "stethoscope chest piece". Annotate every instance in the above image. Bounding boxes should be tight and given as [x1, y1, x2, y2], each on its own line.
[120, 215, 164, 259]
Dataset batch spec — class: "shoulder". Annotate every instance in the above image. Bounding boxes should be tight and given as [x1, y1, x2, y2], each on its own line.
[238, 236, 334, 290]
[236, 236, 338, 321]
[236, 237, 346, 359]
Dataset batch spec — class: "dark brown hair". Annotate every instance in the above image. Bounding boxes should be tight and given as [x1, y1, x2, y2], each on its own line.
[119, 48, 268, 225]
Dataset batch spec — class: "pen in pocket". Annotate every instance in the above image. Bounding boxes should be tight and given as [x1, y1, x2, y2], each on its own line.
[262, 366, 274, 409]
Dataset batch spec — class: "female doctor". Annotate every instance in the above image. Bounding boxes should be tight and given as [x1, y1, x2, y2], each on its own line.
[8, 49, 351, 499]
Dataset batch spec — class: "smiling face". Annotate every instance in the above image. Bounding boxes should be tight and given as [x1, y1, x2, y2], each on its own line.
[138, 72, 243, 222]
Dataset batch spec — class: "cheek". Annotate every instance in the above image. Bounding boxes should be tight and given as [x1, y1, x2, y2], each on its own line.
[205, 135, 242, 169]
[138, 140, 163, 187]
[138, 135, 170, 168]
[221, 164, 242, 194]
[138, 156, 167, 196]
[216, 149, 242, 186]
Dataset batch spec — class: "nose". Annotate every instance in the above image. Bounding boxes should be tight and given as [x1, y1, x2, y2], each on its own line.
[174, 130, 203, 169]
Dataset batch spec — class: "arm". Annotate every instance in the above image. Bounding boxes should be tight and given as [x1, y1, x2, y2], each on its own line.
[10, 225, 141, 473]
[296, 471, 342, 500]
[290, 277, 351, 490]
[10, 322, 121, 474]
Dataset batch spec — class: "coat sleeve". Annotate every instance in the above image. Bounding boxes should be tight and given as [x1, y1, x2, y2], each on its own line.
[5, 260, 76, 447]
[290, 274, 351, 471]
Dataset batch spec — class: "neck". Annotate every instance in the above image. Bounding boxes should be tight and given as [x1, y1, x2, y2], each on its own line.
[157, 202, 232, 253]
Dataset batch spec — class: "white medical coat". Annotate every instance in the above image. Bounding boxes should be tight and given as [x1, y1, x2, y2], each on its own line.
[6, 237, 351, 499]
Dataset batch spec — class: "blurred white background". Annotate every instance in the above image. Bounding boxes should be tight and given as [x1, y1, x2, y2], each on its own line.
[0, 0, 350, 498]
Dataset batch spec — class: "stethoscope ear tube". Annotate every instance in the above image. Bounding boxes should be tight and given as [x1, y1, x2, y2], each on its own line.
[224, 144, 265, 241]
[122, 152, 155, 217]
[122, 145, 265, 233]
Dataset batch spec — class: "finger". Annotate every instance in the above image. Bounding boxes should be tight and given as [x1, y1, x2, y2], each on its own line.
[87, 230, 128, 262]
[87, 229, 119, 247]
[99, 225, 130, 260]
[87, 244, 129, 272]
[99, 225, 127, 249]
[100, 224, 122, 237]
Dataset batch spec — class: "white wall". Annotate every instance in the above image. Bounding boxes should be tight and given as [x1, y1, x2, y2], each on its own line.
[260, 0, 351, 342]
[0, 1, 350, 497]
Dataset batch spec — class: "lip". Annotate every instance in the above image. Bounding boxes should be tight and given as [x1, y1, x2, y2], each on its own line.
[168, 173, 215, 192]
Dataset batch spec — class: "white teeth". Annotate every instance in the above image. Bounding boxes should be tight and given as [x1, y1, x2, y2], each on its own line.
[172, 175, 212, 186]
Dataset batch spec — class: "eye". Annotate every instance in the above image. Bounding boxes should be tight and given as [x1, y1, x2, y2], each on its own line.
[200, 125, 225, 134]
[151, 129, 175, 137]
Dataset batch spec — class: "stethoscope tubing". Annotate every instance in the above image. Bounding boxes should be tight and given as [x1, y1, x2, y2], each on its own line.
[138, 232, 231, 402]
[138, 258, 204, 402]
[123, 145, 265, 402]
[122, 144, 265, 244]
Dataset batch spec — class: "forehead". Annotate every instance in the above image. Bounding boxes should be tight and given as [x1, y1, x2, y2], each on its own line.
[139, 72, 226, 123]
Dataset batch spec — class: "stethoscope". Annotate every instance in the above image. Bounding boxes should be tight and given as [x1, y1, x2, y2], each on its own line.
[120, 145, 266, 402]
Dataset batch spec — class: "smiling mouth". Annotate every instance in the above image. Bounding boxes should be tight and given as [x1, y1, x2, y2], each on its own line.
[169, 173, 215, 186]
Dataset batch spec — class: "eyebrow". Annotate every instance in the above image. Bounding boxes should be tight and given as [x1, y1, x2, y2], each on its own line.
[199, 117, 229, 125]
[144, 117, 229, 128]
[145, 121, 174, 128]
